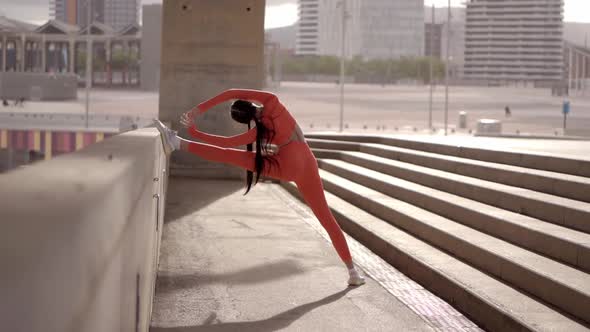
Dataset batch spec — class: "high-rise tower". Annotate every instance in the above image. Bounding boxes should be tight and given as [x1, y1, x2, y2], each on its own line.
[50, 0, 138, 30]
[464, 0, 564, 83]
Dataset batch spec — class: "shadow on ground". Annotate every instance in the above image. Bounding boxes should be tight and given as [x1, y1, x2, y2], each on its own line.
[164, 177, 245, 223]
[155, 259, 306, 292]
[150, 288, 352, 332]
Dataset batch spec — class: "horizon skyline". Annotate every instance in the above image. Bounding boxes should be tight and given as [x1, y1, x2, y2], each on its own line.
[0, 0, 589, 29]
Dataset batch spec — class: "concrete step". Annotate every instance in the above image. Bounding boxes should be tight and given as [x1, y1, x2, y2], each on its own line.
[281, 178, 589, 332]
[311, 147, 590, 234]
[308, 138, 590, 203]
[306, 134, 590, 178]
[312, 162, 590, 324]
[312, 151, 590, 273]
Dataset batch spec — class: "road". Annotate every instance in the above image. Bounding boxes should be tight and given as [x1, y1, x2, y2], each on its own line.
[1, 83, 588, 135]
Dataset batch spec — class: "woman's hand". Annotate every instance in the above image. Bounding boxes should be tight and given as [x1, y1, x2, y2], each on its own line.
[180, 111, 194, 128]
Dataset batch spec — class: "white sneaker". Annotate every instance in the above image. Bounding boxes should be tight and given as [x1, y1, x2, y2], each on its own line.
[153, 119, 178, 155]
[348, 268, 366, 286]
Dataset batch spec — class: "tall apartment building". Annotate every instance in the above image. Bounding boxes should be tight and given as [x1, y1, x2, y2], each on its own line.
[50, 0, 138, 30]
[104, 0, 139, 31]
[50, 0, 79, 25]
[464, 0, 564, 83]
[425, 23, 443, 58]
[296, 0, 423, 59]
[296, 0, 320, 55]
[76, 0, 105, 28]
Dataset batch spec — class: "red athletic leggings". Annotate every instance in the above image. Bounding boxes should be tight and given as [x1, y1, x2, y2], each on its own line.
[185, 140, 353, 265]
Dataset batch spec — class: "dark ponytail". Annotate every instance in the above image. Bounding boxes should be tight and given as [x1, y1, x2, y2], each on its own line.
[231, 100, 276, 195]
[245, 121, 254, 194]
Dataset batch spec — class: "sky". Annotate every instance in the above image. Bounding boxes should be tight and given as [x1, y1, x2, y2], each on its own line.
[0, 0, 588, 29]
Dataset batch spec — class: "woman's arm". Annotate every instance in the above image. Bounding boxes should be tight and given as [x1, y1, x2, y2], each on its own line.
[195, 89, 278, 114]
[188, 125, 257, 148]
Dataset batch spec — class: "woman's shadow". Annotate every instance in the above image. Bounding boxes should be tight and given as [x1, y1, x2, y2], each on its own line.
[150, 287, 354, 332]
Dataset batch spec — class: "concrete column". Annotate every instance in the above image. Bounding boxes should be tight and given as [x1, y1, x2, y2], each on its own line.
[41, 35, 46, 72]
[568, 47, 573, 95]
[89, 39, 93, 87]
[106, 39, 112, 86]
[577, 51, 583, 91]
[583, 55, 587, 95]
[20, 34, 26, 72]
[135, 41, 141, 86]
[122, 40, 129, 85]
[2, 35, 6, 72]
[69, 39, 75, 73]
[160, 0, 265, 178]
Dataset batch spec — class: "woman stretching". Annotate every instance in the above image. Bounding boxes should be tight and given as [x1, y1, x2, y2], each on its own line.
[154, 88, 365, 286]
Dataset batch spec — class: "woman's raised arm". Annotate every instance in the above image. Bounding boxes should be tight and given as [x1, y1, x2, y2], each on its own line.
[195, 89, 278, 114]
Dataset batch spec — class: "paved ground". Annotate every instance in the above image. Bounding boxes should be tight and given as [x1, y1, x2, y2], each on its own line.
[150, 178, 481, 331]
[0, 89, 157, 129]
[2, 82, 588, 136]
[277, 82, 590, 135]
[394, 134, 590, 159]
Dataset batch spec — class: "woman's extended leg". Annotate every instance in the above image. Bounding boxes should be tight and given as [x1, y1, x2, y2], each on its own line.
[294, 164, 365, 286]
[294, 168, 353, 267]
[179, 139, 286, 180]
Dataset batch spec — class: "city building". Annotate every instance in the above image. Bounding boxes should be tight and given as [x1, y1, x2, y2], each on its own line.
[104, 0, 139, 31]
[425, 23, 442, 58]
[0, 16, 140, 88]
[49, 0, 77, 24]
[76, 0, 105, 28]
[295, 0, 320, 55]
[140, 4, 161, 91]
[50, 0, 138, 31]
[296, 0, 424, 60]
[464, 0, 564, 84]
[423, 7, 466, 78]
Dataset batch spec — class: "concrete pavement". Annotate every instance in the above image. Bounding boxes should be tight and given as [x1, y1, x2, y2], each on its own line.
[150, 178, 477, 331]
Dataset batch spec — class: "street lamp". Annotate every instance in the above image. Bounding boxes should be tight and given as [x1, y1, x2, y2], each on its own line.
[337, 0, 348, 132]
[444, 0, 451, 136]
[429, 5, 435, 132]
[85, 0, 96, 128]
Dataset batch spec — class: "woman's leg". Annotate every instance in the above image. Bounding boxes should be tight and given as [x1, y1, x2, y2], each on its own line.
[294, 166, 353, 268]
[179, 139, 285, 180]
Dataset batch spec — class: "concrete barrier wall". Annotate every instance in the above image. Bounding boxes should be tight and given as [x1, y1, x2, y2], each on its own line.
[0, 128, 168, 332]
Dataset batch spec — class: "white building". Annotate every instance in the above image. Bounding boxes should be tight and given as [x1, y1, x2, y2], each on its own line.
[297, 0, 424, 59]
[295, 0, 320, 55]
[464, 0, 564, 83]
[424, 7, 466, 78]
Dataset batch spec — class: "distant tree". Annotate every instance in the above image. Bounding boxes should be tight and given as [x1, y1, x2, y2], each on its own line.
[280, 55, 445, 83]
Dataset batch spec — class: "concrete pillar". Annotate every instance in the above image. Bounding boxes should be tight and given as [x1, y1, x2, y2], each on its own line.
[122, 40, 128, 85]
[160, 0, 265, 178]
[567, 46, 574, 96]
[135, 41, 141, 86]
[2, 35, 6, 72]
[41, 35, 46, 73]
[88, 39, 93, 87]
[106, 39, 112, 86]
[583, 54, 587, 95]
[20, 34, 26, 72]
[69, 39, 75, 73]
[577, 51, 583, 91]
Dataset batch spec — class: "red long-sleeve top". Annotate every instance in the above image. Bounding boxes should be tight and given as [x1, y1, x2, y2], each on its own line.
[188, 89, 296, 147]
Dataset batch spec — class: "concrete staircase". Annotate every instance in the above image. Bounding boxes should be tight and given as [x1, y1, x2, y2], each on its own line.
[281, 134, 590, 332]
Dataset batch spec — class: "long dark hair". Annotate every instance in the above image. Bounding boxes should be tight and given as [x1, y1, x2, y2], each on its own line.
[230, 99, 276, 194]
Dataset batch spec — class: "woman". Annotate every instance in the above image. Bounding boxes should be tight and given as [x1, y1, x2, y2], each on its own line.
[154, 88, 365, 286]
